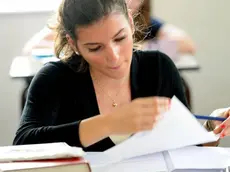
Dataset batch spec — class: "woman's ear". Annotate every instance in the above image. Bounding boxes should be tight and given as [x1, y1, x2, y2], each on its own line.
[128, 9, 135, 35]
[66, 34, 79, 54]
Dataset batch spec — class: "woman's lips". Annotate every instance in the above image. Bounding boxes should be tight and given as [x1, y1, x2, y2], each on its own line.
[108, 64, 122, 70]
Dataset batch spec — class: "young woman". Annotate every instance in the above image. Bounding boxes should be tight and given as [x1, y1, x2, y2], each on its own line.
[13, 0, 224, 151]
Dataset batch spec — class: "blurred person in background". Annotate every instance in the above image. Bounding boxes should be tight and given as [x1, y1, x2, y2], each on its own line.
[22, 0, 195, 56]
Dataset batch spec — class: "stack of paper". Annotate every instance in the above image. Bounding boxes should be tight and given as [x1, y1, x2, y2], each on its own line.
[0, 142, 85, 162]
[166, 146, 230, 171]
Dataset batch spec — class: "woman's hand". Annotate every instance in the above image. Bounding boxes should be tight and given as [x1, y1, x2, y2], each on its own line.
[213, 109, 230, 138]
[106, 96, 170, 135]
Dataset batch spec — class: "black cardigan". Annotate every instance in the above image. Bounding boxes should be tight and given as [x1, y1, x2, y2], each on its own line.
[13, 50, 187, 151]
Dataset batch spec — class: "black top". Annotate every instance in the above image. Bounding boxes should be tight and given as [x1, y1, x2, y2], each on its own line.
[13, 50, 187, 151]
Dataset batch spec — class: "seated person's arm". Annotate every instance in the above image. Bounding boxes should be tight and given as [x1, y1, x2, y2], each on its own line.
[22, 26, 56, 55]
[152, 18, 196, 55]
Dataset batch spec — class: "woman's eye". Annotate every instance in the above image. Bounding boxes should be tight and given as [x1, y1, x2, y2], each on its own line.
[115, 36, 126, 42]
[88, 46, 101, 52]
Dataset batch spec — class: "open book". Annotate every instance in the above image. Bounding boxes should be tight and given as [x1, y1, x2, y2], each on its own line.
[86, 146, 230, 172]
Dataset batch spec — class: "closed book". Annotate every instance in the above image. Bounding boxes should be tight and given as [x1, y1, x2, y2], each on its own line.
[0, 157, 91, 172]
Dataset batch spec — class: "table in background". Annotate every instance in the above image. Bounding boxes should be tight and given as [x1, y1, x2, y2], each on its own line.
[9, 54, 200, 113]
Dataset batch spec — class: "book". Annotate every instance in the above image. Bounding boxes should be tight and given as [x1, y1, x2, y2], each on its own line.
[0, 157, 91, 172]
[83, 96, 229, 171]
[0, 142, 85, 162]
[86, 146, 230, 172]
[0, 143, 90, 172]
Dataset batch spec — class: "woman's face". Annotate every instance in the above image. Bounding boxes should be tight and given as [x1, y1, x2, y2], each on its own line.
[75, 12, 134, 80]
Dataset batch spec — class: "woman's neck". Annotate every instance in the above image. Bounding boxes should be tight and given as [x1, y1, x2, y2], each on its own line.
[89, 68, 130, 91]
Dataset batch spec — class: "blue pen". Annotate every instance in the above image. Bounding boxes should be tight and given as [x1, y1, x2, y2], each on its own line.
[194, 115, 227, 122]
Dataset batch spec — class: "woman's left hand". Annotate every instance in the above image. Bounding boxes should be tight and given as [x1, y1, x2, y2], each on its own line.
[213, 109, 230, 138]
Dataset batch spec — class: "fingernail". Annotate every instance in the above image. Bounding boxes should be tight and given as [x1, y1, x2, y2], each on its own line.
[220, 133, 225, 138]
[220, 125, 226, 129]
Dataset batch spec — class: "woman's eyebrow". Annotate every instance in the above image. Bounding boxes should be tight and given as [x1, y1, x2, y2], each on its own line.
[83, 28, 125, 46]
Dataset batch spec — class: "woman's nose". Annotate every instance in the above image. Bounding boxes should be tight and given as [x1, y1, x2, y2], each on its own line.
[106, 45, 120, 64]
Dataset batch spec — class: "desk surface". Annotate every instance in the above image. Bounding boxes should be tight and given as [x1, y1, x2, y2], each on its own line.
[9, 54, 200, 78]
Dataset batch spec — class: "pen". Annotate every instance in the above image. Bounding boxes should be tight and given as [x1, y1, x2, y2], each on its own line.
[194, 115, 227, 122]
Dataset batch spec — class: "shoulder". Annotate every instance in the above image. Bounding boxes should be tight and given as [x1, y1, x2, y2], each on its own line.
[28, 57, 84, 94]
[33, 54, 84, 82]
[33, 60, 72, 83]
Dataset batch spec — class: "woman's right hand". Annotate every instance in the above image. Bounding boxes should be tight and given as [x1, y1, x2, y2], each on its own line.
[106, 96, 171, 135]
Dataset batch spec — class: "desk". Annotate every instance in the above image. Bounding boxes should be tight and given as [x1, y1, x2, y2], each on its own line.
[9, 54, 200, 112]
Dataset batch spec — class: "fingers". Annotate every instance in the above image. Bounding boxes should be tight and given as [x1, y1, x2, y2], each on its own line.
[134, 97, 171, 113]
[219, 126, 230, 138]
[213, 125, 224, 135]
[219, 117, 230, 129]
[215, 117, 230, 138]
[224, 109, 230, 118]
[213, 110, 230, 128]
[219, 117, 230, 138]
[131, 96, 171, 133]
[138, 116, 158, 132]
[137, 111, 164, 132]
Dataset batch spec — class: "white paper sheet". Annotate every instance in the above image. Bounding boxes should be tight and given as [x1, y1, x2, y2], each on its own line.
[168, 146, 230, 171]
[104, 96, 219, 162]
[86, 152, 167, 172]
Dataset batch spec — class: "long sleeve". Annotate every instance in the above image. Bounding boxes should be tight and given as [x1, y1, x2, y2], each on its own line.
[158, 51, 188, 107]
[13, 62, 83, 147]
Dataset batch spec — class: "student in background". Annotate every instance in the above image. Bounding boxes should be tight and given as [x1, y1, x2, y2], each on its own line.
[13, 0, 228, 150]
[128, 0, 196, 55]
[22, 0, 195, 56]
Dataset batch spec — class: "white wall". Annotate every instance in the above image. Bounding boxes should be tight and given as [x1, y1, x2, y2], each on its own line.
[0, 12, 52, 145]
[154, 0, 230, 146]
